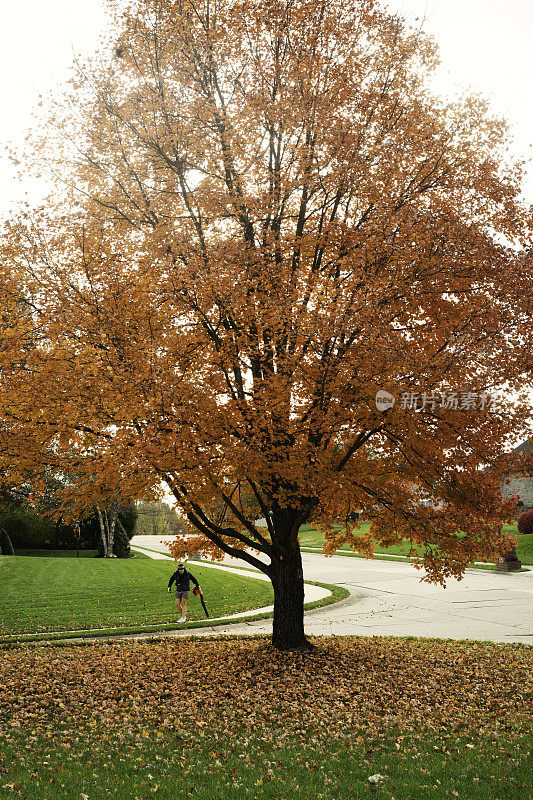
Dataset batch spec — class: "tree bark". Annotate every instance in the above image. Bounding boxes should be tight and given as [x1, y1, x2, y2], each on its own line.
[107, 498, 118, 556]
[95, 500, 119, 556]
[95, 505, 109, 556]
[270, 538, 313, 651]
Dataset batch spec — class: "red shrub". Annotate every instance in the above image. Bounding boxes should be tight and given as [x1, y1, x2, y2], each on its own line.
[517, 509, 533, 536]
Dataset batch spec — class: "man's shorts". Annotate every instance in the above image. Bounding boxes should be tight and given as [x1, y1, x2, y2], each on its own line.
[175, 591, 190, 599]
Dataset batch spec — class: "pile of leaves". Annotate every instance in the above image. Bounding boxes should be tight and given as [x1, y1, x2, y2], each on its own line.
[1, 636, 531, 741]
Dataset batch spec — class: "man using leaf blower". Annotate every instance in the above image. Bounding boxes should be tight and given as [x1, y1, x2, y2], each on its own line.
[167, 563, 201, 623]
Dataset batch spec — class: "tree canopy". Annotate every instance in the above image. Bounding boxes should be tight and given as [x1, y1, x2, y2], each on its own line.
[1, 0, 532, 648]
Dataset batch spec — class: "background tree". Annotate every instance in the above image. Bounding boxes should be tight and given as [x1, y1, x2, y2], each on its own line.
[135, 501, 187, 538]
[0, 472, 138, 555]
[94, 498, 138, 557]
[1, 0, 532, 649]
[0, 529, 15, 556]
[0, 478, 82, 551]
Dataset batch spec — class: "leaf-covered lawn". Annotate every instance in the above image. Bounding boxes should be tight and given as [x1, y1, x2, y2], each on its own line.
[0, 556, 273, 636]
[0, 636, 530, 799]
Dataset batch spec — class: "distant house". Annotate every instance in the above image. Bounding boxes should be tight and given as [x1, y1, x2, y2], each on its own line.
[501, 439, 533, 510]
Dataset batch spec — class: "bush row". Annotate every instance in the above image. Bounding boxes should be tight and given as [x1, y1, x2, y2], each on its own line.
[0, 501, 137, 556]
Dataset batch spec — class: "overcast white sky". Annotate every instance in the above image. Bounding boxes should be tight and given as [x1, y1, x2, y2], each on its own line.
[0, 0, 532, 213]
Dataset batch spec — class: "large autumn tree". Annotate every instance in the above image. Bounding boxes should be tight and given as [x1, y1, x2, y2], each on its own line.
[1, 0, 532, 649]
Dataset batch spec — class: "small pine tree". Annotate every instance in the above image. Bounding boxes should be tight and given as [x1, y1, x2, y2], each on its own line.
[118, 503, 137, 539]
[113, 519, 132, 558]
[517, 509, 533, 536]
[0, 528, 15, 555]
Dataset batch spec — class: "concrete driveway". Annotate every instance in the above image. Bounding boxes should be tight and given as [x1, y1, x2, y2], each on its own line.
[130, 535, 533, 645]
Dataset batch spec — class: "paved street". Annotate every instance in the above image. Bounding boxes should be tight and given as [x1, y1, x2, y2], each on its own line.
[130, 535, 533, 645]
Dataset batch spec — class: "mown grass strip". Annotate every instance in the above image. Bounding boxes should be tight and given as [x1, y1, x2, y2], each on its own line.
[298, 522, 532, 566]
[0, 576, 346, 646]
[1, 719, 529, 800]
[299, 545, 531, 571]
[0, 556, 273, 638]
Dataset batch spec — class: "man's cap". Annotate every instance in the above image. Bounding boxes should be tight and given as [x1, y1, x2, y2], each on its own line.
[177, 563, 185, 568]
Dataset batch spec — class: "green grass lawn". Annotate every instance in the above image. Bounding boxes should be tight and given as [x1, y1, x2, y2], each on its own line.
[0, 554, 274, 638]
[298, 523, 533, 565]
[0, 636, 530, 800]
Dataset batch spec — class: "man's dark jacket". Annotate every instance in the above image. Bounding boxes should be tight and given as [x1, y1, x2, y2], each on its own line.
[168, 568, 199, 593]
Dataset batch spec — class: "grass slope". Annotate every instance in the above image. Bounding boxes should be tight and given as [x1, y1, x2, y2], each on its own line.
[0, 555, 274, 637]
[0, 636, 530, 800]
[298, 523, 533, 565]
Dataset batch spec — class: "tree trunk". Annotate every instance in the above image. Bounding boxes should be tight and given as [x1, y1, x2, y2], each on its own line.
[95, 500, 119, 556]
[95, 505, 109, 556]
[107, 498, 118, 556]
[270, 539, 313, 651]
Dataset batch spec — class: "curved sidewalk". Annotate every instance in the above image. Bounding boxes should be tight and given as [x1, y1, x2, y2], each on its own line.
[131, 536, 533, 645]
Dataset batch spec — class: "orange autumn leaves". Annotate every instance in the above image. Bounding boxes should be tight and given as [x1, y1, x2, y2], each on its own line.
[0, 0, 532, 595]
[1, 637, 531, 739]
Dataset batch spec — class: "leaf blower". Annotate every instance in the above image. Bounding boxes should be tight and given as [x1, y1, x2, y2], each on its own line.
[193, 586, 209, 617]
